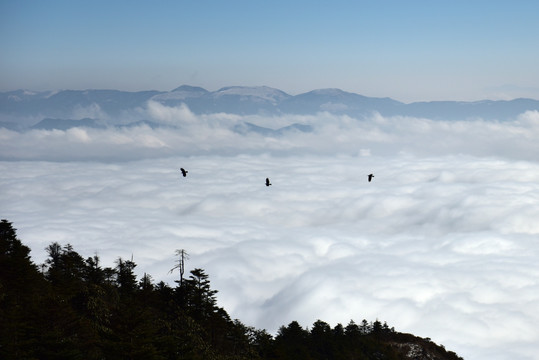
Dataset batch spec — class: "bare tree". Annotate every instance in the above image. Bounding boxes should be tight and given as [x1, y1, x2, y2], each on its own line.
[169, 249, 189, 287]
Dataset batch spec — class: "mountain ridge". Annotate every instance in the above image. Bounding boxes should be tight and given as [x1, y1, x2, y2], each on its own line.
[2, 85, 538, 129]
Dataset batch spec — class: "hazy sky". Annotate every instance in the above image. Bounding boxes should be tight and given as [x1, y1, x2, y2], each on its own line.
[2, 0, 539, 102]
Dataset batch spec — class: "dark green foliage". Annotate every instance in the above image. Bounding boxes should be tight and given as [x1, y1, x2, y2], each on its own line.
[184, 268, 218, 322]
[0, 219, 462, 360]
[115, 257, 138, 296]
[0, 219, 48, 359]
[274, 321, 311, 359]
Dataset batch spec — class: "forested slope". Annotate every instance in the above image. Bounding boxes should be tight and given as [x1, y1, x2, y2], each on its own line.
[1, 219, 462, 360]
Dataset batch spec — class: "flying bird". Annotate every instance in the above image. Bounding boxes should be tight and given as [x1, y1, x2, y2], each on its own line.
[368, 174, 374, 182]
[266, 178, 272, 187]
[180, 168, 188, 177]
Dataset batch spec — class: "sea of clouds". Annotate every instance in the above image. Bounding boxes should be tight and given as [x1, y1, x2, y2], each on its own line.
[1, 104, 539, 359]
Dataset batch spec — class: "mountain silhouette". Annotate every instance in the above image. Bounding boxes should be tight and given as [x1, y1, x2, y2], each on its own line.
[2, 85, 538, 130]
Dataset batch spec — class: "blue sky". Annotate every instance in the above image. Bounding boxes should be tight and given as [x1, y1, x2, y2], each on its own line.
[1, 0, 539, 102]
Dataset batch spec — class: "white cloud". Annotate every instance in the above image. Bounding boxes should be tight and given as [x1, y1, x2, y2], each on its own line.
[3, 105, 539, 161]
[1, 110, 539, 360]
[67, 128, 91, 143]
[146, 100, 198, 126]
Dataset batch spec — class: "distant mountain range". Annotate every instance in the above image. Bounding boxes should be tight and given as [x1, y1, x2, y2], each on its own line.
[1, 85, 538, 131]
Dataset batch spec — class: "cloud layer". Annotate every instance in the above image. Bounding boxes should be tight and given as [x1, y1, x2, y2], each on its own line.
[1, 107, 539, 360]
[2, 103, 539, 161]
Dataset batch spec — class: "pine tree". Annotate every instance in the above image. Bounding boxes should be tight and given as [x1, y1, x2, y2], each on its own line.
[185, 268, 218, 321]
[115, 257, 137, 296]
[360, 318, 371, 334]
[0, 220, 46, 359]
[372, 319, 383, 334]
[310, 319, 333, 358]
[345, 319, 361, 337]
[274, 321, 310, 360]
[84, 254, 105, 285]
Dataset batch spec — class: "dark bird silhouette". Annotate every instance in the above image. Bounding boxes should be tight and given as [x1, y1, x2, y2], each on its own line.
[180, 168, 188, 177]
[368, 174, 374, 182]
[266, 178, 272, 187]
